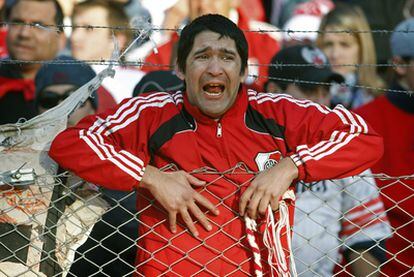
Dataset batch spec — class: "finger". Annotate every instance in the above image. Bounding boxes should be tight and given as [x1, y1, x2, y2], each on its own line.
[180, 208, 199, 237]
[186, 173, 206, 186]
[258, 194, 271, 216]
[270, 198, 279, 211]
[169, 211, 177, 234]
[239, 185, 255, 216]
[194, 192, 219, 215]
[247, 191, 263, 219]
[188, 202, 212, 231]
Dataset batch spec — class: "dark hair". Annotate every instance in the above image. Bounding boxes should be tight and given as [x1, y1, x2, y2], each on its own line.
[6, 0, 64, 32]
[266, 78, 319, 93]
[176, 14, 248, 75]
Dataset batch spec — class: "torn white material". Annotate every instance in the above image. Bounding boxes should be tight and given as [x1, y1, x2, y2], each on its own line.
[0, 65, 114, 276]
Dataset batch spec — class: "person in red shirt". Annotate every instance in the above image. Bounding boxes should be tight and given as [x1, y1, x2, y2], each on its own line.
[0, 0, 66, 124]
[266, 44, 391, 276]
[355, 17, 414, 276]
[50, 14, 383, 276]
[141, 0, 282, 92]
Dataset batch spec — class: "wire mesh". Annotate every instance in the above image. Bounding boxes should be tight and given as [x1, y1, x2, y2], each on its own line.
[0, 162, 412, 276]
[0, 20, 413, 277]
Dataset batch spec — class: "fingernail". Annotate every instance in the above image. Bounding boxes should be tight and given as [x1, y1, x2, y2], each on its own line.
[207, 225, 212, 231]
[194, 232, 199, 237]
[215, 209, 220, 215]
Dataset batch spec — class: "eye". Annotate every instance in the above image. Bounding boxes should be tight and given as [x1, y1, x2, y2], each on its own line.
[222, 55, 235, 61]
[323, 41, 333, 48]
[195, 54, 209, 60]
[32, 22, 53, 32]
[32, 21, 46, 28]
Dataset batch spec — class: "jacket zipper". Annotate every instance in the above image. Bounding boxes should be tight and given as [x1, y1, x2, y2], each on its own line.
[216, 122, 222, 138]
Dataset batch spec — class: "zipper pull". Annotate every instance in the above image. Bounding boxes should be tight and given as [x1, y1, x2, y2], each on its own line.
[216, 122, 222, 138]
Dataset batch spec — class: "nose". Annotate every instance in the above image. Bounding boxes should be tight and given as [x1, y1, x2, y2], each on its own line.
[206, 57, 224, 76]
[16, 24, 32, 38]
[326, 45, 340, 62]
[71, 28, 81, 42]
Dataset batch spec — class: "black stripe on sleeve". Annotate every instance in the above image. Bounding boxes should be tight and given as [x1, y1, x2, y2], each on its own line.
[148, 108, 195, 158]
[245, 105, 285, 139]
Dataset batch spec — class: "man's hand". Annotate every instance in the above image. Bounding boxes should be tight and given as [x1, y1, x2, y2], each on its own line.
[141, 165, 219, 237]
[239, 158, 298, 219]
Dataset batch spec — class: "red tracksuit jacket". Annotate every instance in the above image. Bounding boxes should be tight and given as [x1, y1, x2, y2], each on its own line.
[49, 87, 383, 276]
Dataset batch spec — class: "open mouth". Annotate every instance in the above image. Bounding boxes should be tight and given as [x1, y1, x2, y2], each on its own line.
[203, 83, 225, 96]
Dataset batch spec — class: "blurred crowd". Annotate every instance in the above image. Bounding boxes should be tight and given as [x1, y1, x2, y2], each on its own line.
[0, 0, 413, 276]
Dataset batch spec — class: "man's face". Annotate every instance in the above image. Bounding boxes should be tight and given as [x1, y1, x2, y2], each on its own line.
[37, 84, 95, 126]
[189, 0, 234, 20]
[177, 30, 246, 119]
[71, 6, 114, 60]
[7, 0, 62, 62]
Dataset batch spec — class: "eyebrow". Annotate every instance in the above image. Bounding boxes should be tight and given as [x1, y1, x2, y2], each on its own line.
[193, 47, 237, 56]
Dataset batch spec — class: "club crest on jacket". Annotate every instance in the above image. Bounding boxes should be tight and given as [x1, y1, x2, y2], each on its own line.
[255, 150, 282, 171]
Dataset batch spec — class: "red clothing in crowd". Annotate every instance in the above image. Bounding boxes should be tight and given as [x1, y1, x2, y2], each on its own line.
[0, 64, 37, 124]
[95, 86, 117, 113]
[142, 11, 281, 92]
[50, 87, 382, 275]
[0, 63, 116, 123]
[0, 27, 8, 58]
[355, 89, 414, 276]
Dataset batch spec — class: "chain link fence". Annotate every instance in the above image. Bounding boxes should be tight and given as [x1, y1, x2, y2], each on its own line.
[0, 160, 412, 276]
[0, 18, 413, 277]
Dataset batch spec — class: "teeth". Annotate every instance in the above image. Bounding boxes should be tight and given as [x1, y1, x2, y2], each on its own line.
[205, 91, 221, 95]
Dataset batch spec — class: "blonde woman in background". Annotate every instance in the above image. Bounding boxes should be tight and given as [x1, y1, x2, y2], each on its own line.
[316, 3, 385, 109]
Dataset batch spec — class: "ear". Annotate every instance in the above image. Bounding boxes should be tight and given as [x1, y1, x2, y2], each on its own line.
[240, 68, 248, 83]
[265, 81, 282, 93]
[174, 63, 185, 80]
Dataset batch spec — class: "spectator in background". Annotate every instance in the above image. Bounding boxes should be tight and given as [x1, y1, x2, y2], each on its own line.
[355, 18, 414, 276]
[264, 0, 309, 28]
[36, 55, 115, 115]
[133, 69, 184, 96]
[141, 0, 282, 91]
[266, 45, 391, 277]
[35, 56, 98, 126]
[333, 0, 408, 76]
[281, 0, 334, 48]
[71, 0, 144, 104]
[316, 3, 385, 109]
[70, 2, 142, 275]
[0, 0, 66, 124]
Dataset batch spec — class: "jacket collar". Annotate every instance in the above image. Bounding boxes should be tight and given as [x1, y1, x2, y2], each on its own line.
[183, 85, 248, 124]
